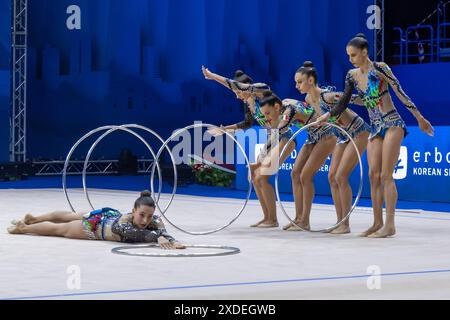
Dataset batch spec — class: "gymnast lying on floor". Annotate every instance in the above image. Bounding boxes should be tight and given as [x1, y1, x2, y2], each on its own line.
[7, 190, 186, 250]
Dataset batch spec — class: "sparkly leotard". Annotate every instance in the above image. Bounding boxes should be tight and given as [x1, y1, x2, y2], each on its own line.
[224, 79, 272, 130]
[330, 62, 415, 140]
[278, 99, 329, 145]
[82, 208, 176, 243]
[224, 79, 296, 157]
[319, 88, 370, 144]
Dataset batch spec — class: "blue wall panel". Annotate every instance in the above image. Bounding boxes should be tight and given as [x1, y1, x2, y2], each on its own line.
[26, 0, 375, 159]
[390, 63, 450, 127]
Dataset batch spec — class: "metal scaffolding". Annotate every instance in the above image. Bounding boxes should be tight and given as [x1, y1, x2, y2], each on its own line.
[33, 159, 156, 176]
[374, 0, 385, 62]
[10, 0, 28, 162]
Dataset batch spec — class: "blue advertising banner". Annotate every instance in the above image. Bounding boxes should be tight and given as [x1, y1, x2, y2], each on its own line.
[236, 126, 449, 203]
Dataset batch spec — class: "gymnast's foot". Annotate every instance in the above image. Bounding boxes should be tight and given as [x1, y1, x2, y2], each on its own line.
[250, 219, 266, 227]
[283, 222, 295, 230]
[358, 224, 383, 237]
[286, 221, 309, 231]
[7, 221, 26, 234]
[12, 214, 35, 225]
[368, 225, 396, 238]
[330, 224, 351, 234]
[10, 219, 21, 225]
[24, 214, 36, 225]
[256, 220, 279, 228]
[323, 223, 339, 233]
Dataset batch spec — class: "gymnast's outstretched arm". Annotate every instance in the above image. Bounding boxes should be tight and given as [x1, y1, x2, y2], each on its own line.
[375, 62, 434, 136]
[202, 66, 270, 94]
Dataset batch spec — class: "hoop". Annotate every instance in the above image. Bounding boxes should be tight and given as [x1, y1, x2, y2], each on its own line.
[111, 244, 240, 258]
[63, 125, 177, 213]
[275, 122, 364, 233]
[82, 125, 173, 214]
[63, 126, 125, 212]
[153, 123, 252, 235]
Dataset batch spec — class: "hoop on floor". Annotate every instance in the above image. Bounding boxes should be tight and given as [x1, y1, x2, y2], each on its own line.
[275, 121, 364, 233]
[111, 244, 241, 258]
[153, 123, 252, 236]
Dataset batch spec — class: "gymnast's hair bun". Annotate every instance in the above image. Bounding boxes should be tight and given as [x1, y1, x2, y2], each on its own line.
[234, 70, 245, 78]
[303, 61, 315, 68]
[140, 190, 152, 197]
[262, 90, 274, 98]
[355, 33, 367, 40]
[234, 70, 254, 84]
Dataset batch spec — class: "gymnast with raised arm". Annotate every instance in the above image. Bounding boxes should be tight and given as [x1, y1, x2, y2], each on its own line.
[202, 66, 296, 228]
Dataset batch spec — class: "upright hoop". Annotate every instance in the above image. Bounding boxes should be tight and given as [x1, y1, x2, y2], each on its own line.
[63, 124, 177, 214]
[275, 122, 364, 233]
[153, 123, 253, 235]
[63, 125, 124, 212]
[82, 126, 163, 211]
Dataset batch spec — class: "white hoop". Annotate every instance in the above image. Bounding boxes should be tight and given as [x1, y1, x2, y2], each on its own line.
[82, 126, 164, 211]
[111, 244, 240, 258]
[63, 124, 177, 214]
[154, 123, 252, 235]
[275, 122, 364, 233]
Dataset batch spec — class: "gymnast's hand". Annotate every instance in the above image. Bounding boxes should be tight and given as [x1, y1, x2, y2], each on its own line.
[202, 65, 215, 80]
[158, 236, 175, 250]
[315, 112, 331, 127]
[418, 116, 434, 137]
[172, 242, 187, 250]
[207, 126, 229, 137]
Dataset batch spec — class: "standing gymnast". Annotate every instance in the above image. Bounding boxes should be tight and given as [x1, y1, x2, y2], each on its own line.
[256, 68, 365, 233]
[8, 190, 186, 249]
[296, 61, 371, 234]
[258, 93, 320, 231]
[317, 33, 434, 238]
[280, 61, 340, 231]
[202, 66, 296, 228]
